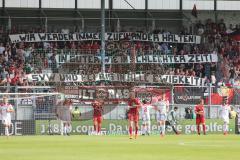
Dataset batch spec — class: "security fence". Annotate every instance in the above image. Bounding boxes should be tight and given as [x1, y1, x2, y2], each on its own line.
[0, 85, 239, 120]
[1, 85, 240, 135]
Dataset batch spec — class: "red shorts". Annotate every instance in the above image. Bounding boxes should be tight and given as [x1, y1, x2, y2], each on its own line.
[93, 116, 102, 123]
[128, 113, 139, 122]
[196, 117, 205, 125]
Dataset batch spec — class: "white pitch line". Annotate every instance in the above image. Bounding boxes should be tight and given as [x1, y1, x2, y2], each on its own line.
[178, 142, 224, 147]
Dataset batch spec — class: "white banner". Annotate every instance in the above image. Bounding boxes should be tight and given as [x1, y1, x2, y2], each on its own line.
[56, 53, 218, 64]
[9, 32, 201, 44]
[27, 73, 205, 86]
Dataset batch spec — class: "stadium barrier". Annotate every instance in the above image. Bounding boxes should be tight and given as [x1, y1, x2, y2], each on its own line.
[1, 85, 240, 135]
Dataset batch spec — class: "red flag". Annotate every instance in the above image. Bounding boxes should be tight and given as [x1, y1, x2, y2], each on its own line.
[192, 4, 197, 18]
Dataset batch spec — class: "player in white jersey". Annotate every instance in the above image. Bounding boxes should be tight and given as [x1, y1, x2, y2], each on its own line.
[0, 97, 14, 137]
[153, 93, 169, 137]
[57, 99, 73, 136]
[220, 100, 231, 135]
[141, 100, 154, 135]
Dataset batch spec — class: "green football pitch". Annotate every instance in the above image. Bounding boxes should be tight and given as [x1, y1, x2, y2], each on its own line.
[0, 135, 239, 160]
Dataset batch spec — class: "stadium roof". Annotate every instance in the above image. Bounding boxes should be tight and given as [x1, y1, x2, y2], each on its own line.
[0, 0, 239, 11]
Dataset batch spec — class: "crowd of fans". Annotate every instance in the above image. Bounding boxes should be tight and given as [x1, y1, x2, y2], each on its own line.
[195, 19, 240, 86]
[0, 18, 240, 88]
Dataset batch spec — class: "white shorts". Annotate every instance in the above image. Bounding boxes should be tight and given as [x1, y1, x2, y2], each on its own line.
[2, 117, 11, 126]
[142, 115, 151, 124]
[222, 117, 229, 124]
[59, 113, 71, 122]
[157, 113, 166, 121]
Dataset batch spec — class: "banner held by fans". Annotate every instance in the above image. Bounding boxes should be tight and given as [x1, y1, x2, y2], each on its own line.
[27, 73, 206, 86]
[56, 53, 218, 65]
[9, 32, 201, 44]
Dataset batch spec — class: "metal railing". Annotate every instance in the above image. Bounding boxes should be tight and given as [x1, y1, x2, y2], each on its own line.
[0, 85, 239, 120]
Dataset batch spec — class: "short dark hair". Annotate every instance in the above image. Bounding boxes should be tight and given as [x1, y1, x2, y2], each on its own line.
[199, 98, 204, 104]
[142, 100, 147, 104]
[174, 106, 178, 110]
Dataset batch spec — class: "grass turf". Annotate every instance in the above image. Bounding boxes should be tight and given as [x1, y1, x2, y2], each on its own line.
[0, 135, 239, 160]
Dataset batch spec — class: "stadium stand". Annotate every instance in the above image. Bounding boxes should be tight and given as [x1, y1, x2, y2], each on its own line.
[0, 19, 239, 87]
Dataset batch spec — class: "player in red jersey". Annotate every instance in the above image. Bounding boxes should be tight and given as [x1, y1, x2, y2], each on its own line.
[127, 92, 141, 139]
[195, 98, 206, 135]
[92, 99, 104, 135]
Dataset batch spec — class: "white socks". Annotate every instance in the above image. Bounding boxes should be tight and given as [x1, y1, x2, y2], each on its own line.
[147, 124, 151, 134]
[161, 124, 165, 135]
[5, 127, 9, 136]
[142, 123, 151, 134]
[63, 125, 71, 135]
[147, 121, 151, 134]
[141, 126, 146, 134]
[159, 124, 165, 135]
[64, 126, 67, 135]
[223, 122, 229, 132]
[67, 126, 71, 134]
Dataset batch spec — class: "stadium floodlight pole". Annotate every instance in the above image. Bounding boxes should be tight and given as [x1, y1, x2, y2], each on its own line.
[101, 0, 106, 73]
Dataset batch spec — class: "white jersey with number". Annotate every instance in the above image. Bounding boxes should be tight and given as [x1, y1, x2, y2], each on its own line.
[154, 100, 168, 115]
[1, 103, 13, 125]
[221, 105, 231, 123]
[1, 103, 13, 119]
[141, 104, 153, 120]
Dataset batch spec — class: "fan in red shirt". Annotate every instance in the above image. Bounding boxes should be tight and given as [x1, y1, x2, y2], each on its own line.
[195, 98, 206, 135]
[92, 99, 104, 135]
[127, 91, 141, 139]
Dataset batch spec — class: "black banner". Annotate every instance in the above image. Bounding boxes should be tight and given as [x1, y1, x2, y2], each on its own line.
[174, 86, 204, 104]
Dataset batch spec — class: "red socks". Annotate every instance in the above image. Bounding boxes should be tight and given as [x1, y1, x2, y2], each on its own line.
[94, 124, 97, 132]
[135, 126, 138, 135]
[203, 124, 206, 134]
[197, 125, 206, 135]
[129, 126, 133, 135]
[97, 124, 101, 133]
[197, 125, 200, 134]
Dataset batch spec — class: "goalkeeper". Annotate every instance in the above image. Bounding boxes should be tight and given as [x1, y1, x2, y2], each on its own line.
[72, 107, 81, 120]
[166, 106, 180, 135]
